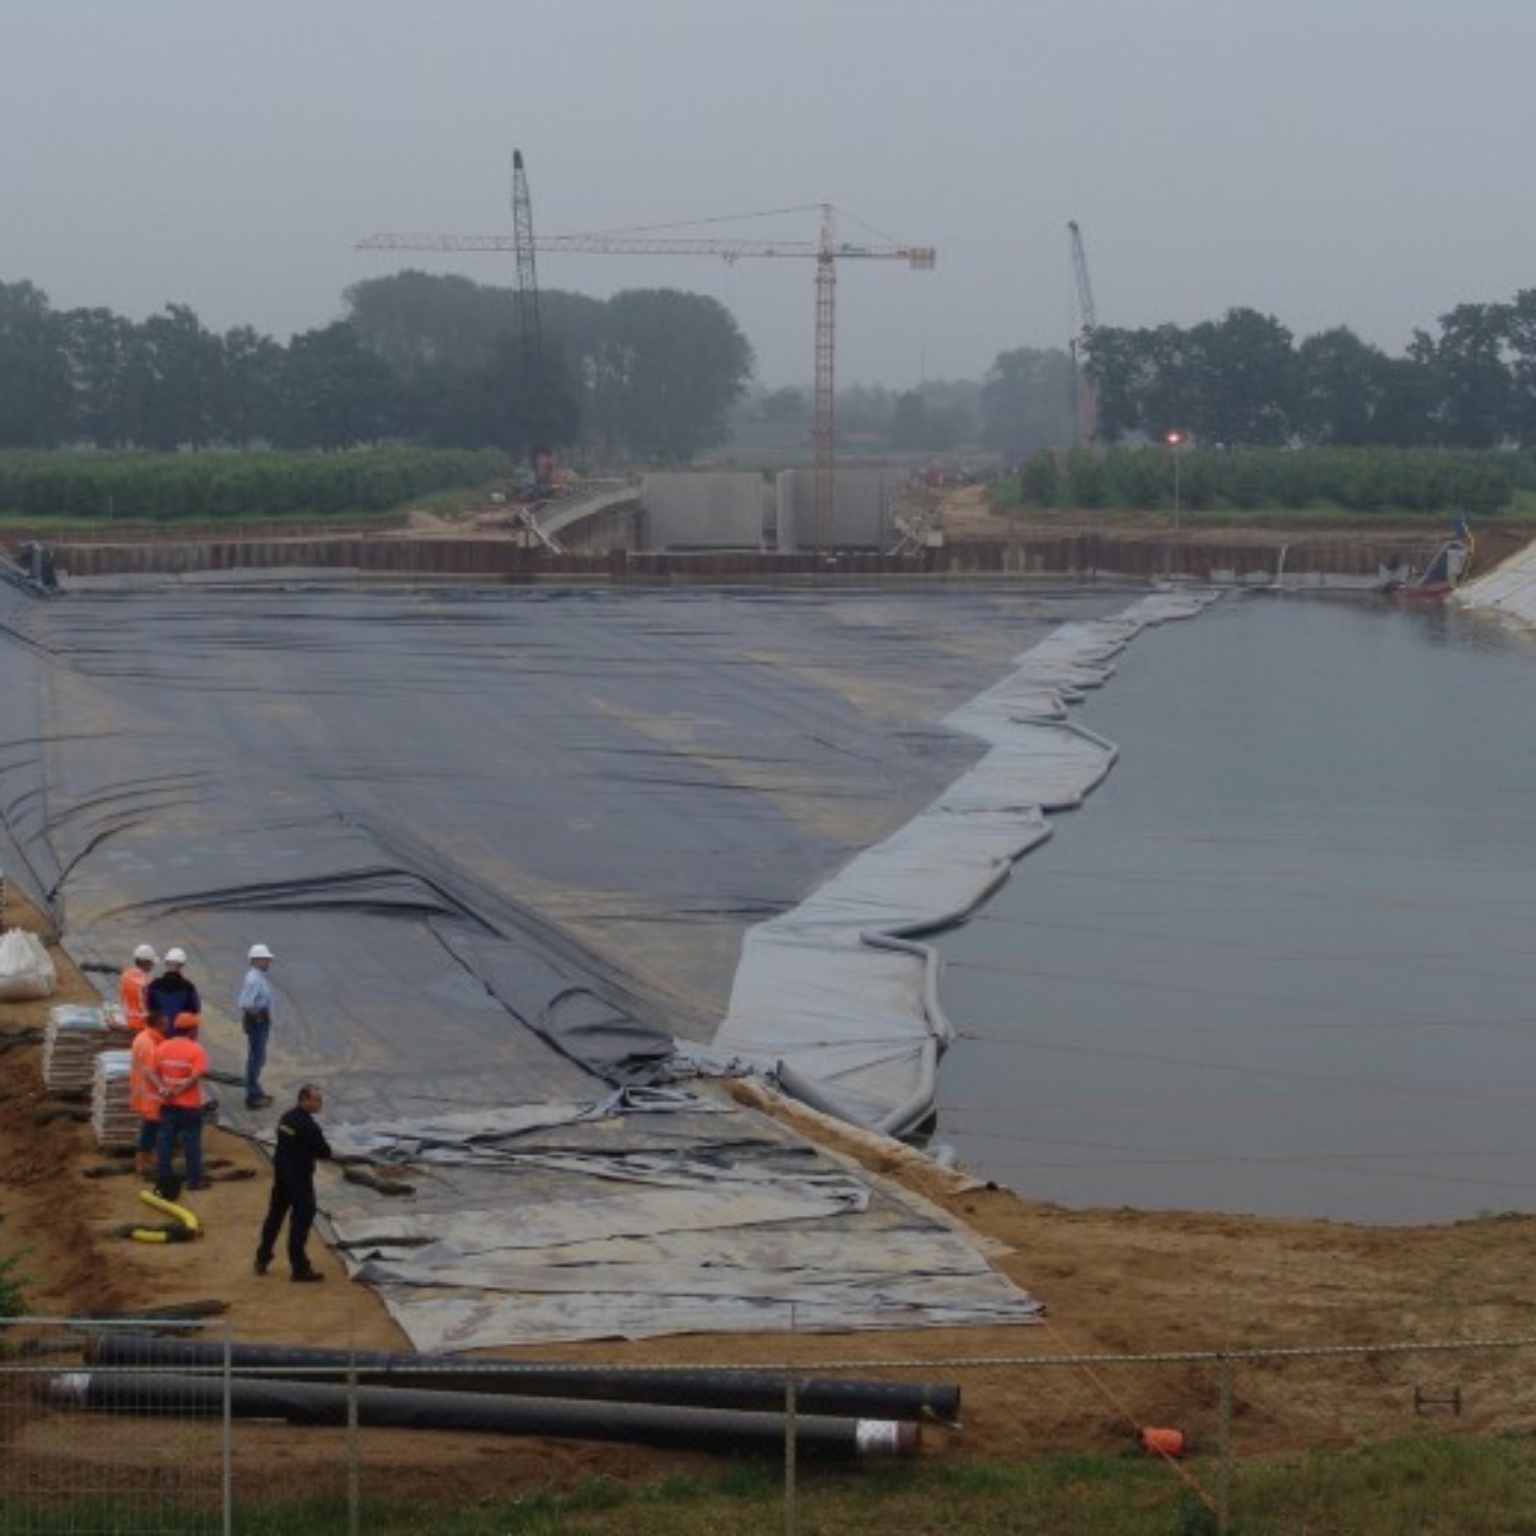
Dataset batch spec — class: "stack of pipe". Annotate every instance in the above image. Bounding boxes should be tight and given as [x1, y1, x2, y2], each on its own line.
[54, 1334, 960, 1462]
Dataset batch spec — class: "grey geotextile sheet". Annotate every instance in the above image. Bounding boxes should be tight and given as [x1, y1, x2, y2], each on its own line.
[0, 576, 1207, 1347]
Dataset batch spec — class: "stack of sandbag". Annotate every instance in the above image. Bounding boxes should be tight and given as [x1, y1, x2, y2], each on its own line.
[91, 1048, 138, 1151]
[42, 1004, 132, 1094]
[0, 927, 56, 1001]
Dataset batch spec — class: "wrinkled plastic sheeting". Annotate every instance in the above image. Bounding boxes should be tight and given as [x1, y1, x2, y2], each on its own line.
[707, 590, 1221, 1135]
[0, 581, 1125, 1347]
[320, 1085, 1045, 1349]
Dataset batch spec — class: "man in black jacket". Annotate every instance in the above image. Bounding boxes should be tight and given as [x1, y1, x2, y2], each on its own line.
[254, 1084, 332, 1282]
[146, 946, 201, 1033]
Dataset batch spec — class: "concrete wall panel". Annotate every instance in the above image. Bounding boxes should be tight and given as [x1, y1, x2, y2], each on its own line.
[641, 473, 769, 549]
[775, 469, 890, 552]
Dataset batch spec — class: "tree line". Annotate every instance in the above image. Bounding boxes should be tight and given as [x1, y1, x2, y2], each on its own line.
[1081, 297, 1536, 450]
[7, 268, 1536, 469]
[0, 273, 754, 465]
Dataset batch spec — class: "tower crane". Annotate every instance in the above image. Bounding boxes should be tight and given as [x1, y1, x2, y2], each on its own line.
[1067, 220, 1099, 447]
[358, 169, 935, 550]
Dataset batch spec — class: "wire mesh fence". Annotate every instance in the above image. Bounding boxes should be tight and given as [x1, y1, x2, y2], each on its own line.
[4, 1318, 1536, 1532]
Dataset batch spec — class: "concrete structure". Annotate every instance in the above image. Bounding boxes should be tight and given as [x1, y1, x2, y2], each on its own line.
[640, 472, 772, 550]
[775, 468, 892, 552]
[633, 469, 895, 553]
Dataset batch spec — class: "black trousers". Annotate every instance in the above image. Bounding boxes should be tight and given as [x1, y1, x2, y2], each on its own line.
[257, 1172, 317, 1274]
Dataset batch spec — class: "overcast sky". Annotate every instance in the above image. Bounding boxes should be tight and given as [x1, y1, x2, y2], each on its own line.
[5, 0, 1534, 390]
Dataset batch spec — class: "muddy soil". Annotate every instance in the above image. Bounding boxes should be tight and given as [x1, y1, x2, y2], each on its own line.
[4, 836, 1535, 1501]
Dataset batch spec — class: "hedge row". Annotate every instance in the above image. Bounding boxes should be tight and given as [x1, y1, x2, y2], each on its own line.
[1010, 447, 1522, 516]
[0, 448, 518, 521]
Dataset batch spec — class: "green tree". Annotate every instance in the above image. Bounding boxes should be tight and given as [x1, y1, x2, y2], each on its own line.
[1505, 288, 1536, 447]
[0, 281, 69, 446]
[1426, 302, 1513, 448]
[121, 304, 225, 449]
[981, 346, 1075, 452]
[1065, 446, 1108, 507]
[588, 289, 752, 462]
[1194, 308, 1296, 446]
[60, 306, 135, 446]
[220, 325, 286, 446]
[761, 386, 809, 425]
[345, 270, 515, 374]
[889, 390, 929, 450]
[1018, 449, 1058, 507]
[1295, 327, 1397, 445]
[275, 322, 398, 448]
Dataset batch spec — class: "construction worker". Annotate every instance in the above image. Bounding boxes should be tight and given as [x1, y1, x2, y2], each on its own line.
[238, 943, 276, 1109]
[254, 1083, 332, 1283]
[127, 1012, 166, 1180]
[119, 944, 157, 1034]
[147, 946, 201, 1034]
[151, 1011, 211, 1195]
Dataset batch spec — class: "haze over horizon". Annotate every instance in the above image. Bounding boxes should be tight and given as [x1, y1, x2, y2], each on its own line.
[5, 0, 1533, 390]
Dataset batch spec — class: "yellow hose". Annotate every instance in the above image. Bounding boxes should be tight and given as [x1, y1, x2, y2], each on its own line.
[138, 1188, 201, 1236]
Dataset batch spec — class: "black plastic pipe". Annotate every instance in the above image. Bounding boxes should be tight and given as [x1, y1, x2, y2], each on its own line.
[45, 1371, 918, 1461]
[86, 1332, 960, 1423]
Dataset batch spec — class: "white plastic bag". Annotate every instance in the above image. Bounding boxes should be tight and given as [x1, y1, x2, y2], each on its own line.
[0, 928, 56, 1001]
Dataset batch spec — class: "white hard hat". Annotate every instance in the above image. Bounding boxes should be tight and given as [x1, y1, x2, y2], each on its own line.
[133, 944, 158, 963]
[248, 943, 274, 961]
[163, 947, 188, 966]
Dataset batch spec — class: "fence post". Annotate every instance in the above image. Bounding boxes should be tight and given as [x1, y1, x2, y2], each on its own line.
[1217, 1351, 1233, 1536]
[784, 1303, 798, 1536]
[221, 1324, 233, 1536]
[347, 1352, 361, 1536]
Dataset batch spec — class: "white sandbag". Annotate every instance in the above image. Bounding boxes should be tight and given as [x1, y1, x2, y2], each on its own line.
[0, 928, 56, 1001]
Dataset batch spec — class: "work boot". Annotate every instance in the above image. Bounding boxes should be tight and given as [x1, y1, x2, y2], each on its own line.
[291, 1270, 324, 1284]
[254, 1254, 270, 1276]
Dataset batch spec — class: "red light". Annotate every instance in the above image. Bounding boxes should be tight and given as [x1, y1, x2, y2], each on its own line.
[1165, 430, 1184, 446]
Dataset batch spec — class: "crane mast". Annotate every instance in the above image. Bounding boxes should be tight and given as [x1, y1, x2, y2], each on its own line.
[510, 150, 542, 366]
[510, 151, 555, 498]
[1068, 220, 1099, 447]
[359, 174, 934, 551]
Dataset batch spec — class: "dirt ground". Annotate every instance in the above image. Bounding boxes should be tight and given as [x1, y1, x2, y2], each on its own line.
[6, 875, 1536, 1500]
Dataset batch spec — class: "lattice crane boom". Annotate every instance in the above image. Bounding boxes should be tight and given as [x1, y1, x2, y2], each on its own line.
[358, 200, 935, 549]
[356, 228, 935, 267]
[1067, 220, 1100, 447]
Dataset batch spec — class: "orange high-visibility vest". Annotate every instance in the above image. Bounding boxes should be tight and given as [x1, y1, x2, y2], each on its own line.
[120, 966, 152, 1033]
[128, 1027, 165, 1120]
[150, 1034, 208, 1110]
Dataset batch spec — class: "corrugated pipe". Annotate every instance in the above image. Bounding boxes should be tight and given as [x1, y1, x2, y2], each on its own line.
[44, 1371, 918, 1461]
[86, 1332, 959, 1423]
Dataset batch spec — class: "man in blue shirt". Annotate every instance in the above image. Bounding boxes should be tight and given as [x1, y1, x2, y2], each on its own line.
[238, 943, 276, 1110]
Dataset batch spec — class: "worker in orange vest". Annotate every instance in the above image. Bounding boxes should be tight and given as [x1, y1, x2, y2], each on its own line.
[127, 1014, 166, 1179]
[151, 1011, 211, 1196]
[119, 944, 157, 1034]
